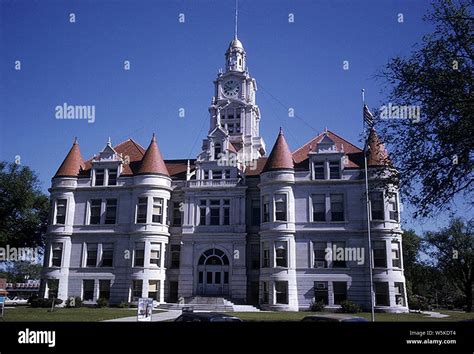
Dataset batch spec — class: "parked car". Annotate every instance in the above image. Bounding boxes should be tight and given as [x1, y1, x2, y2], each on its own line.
[301, 314, 368, 322]
[174, 312, 243, 322]
[5, 296, 28, 306]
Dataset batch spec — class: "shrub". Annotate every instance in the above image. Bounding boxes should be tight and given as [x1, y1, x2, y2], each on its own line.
[65, 297, 83, 308]
[409, 295, 431, 311]
[340, 300, 362, 313]
[96, 297, 109, 308]
[309, 300, 326, 312]
[118, 301, 132, 308]
[29, 297, 63, 308]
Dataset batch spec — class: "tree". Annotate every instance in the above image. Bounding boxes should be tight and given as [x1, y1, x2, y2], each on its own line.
[377, 0, 474, 218]
[1, 262, 43, 283]
[423, 218, 474, 312]
[0, 161, 49, 249]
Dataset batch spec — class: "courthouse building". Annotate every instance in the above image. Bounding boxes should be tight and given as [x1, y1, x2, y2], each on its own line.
[41, 35, 408, 312]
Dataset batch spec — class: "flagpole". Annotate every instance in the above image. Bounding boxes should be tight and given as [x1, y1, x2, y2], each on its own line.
[362, 89, 375, 323]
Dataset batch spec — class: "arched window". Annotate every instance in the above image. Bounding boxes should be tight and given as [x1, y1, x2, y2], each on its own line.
[198, 248, 229, 265]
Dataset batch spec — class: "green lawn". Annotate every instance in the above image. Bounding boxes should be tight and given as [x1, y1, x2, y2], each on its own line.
[0, 307, 161, 322]
[230, 310, 474, 322]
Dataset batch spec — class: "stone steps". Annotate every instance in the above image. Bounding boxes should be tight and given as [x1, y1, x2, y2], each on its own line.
[158, 296, 260, 312]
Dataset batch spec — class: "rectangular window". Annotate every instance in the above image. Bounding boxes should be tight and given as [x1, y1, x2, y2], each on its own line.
[235, 123, 241, 133]
[198, 271, 203, 284]
[51, 243, 63, 267]
[370, 192, 384, 220]
[262, 242, 270, 268]
[172, 202, 182, 226]
[89, 199, 102, 224]
[250, 244, 260, 269]
[170, 245, 180, 268]
[329, 161, 341, 179]
[262, 196, 270, 222]
[148, 280, 160, 301]
[100, 243, 114, 267]
[212, 170, 221, 180]
[224, 170, 231, 179]
[150, 243, 161, 267]
[314, 162, 325, 180]
[83, 280, 94, 301]
[333, 282, 347, 305]
[99, 280, 110, 300]
[95, 169, 104, 186]
[313, 242, 327, 268]
[275, 194, 287, 221]
[373, 241, 387, 268]
[47, 279, 59, 299]
[251, 199, 261, 226]
[262, 282, 269, 304]
[391, 241, 401, 268]
[199, 200, 207, 225]
[134, 242, 145, 267]
[330, 194, 344, 221]
[86, 243, 98, 267]
[203, 170, 209, 179]
[394, 282, 405, 306]
[136, 197, 148, 224]
[275, 281, 288, 304]
[388, 195, 399, 221]
[275, 241, 288, 267]
[152, 197, 163, 224]
[332, 241, 347, 268]
[312, 194, 326, 222]
[108, 169, 117, 186]
[132, 280, 142, 301]
[55, 199, 67, 225]
[105, 199, 117, 224]
[223, 199, 230, 225]
[210, 200, 220, 225]
[374, 282, 389, 306]
[314, 281, 328, 304]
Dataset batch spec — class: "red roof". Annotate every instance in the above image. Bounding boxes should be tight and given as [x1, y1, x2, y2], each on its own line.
[137, 134, 169, 176]
[54, 138, 85, 178]
[292, 130, 363, 168]
[263, 129, 294, 172]
[367, 128, 390, 166]
[246, 157, 268, 176]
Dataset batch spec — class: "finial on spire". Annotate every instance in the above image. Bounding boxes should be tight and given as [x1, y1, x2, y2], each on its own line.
[234, 0, 238, 39]
[107, 137, 112, 146]
[73, 137, 78, 145]
[279, 127, 283, 135]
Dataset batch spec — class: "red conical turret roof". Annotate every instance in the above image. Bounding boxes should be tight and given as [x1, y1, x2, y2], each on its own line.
[54, 137, 84, 178]
[263, 128, 294, 172]
[367, 128, 391, 166]
[137, 134, 170, 176]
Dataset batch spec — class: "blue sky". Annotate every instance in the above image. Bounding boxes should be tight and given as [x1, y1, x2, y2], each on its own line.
[0, 0, 465, 235]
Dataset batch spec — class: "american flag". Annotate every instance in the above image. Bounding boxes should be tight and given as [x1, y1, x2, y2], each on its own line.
[363, 104, 374, 128]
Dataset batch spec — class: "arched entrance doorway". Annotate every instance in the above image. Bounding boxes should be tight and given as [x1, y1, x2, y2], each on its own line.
[196, 249, 230, 296]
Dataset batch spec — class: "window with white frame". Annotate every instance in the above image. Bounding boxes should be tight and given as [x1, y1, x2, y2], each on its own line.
[391, 241, 401, 268]
[314, 161, 325, 179]
[275, 194, 287, 221]
[99, 280, 111, 300]
[134, 242, 145, 267]
[83, 280, 94, 301]
[370, 192, 384, 220]
[329, 161, 341, 179]
[148, 280, 160, 301]
[198, 199, 231, 226]
[172, 202, 182, 226]
[170, 245, 181, 268]
[313, 242, 327, 268]
[394, 282, 405, 306]
[388, 194, 399, 221]
[332, 241, 346, 268]
[94, 169, 105, 186]
[131, 280, 142, 301]
[312, 194, 326, 222]
[199, 200, 206, 225]
[89, 199, 102, 224]
[262, 281, 269, 304]
[314, 281, 328, 304]
[100, 243, 114, 267]
[214, 143, 221, 160]
[262, 242, 270, 268]
[275, 241, 288, 267]
[333, 281, 347, 305]
[54, 199, 67, 225]
[330, 194, 344, 221]
[374, 282, 389, 306]
[262, 195, 270, 222]
[223, 199, 230, 225]
[108, 169, 117, 186]
[372, 241, 387, 268]
[150, 243, 161, 266]
[136, 197, 148, 224]
[105, 199, 117, 224]
[210, 200, 220, 225]
[152, 197, 163, 224]
[275, 281, 288, 304]
[51, 243, 63, 267]
[86, 243, 98, 267]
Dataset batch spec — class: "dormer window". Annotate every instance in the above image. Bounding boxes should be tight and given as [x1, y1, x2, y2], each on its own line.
[214, 143, 221, 160]
[95, 169, 105, 186]
[108, 169, 117, 185]
[329, 161, 341, 179]
[314, 162, 325, 179]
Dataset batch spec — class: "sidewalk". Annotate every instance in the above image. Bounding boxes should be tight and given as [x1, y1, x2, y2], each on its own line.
[104, 310, 182, 322]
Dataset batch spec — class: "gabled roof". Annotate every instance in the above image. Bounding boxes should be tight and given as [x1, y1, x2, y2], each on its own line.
[137, 134, 169, 176]
[292, 130, 363, 168]
[262, 129, 294, 172]
[54, 138, 85, 178]
[367, 128, 391, 166]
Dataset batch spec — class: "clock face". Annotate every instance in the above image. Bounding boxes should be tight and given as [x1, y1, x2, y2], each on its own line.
[223, 80, 240, 97]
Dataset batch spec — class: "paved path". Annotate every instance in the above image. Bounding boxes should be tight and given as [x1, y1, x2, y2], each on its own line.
[105, 310, 182, 322]
[421, 311, 450, 318]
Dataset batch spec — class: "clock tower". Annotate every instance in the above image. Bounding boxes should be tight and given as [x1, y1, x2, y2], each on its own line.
[202, 37, 266, 167]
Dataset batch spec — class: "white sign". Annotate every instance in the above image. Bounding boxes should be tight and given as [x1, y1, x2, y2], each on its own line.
[137, 298, 153, 322]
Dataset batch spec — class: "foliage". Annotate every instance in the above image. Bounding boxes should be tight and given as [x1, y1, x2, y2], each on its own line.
[377, 0, 474, 218]
[28, 296, 63, 308]
[0, 161, 49, 248]
[96, 297, 109, 308]
[65, 297, 83, 308]
[339, 300, 362, 313]
[308, 300, 325, 312]
[0, 262, 43, 283]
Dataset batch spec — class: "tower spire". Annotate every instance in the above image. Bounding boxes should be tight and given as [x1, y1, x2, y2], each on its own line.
[234, 0, 238, 39]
